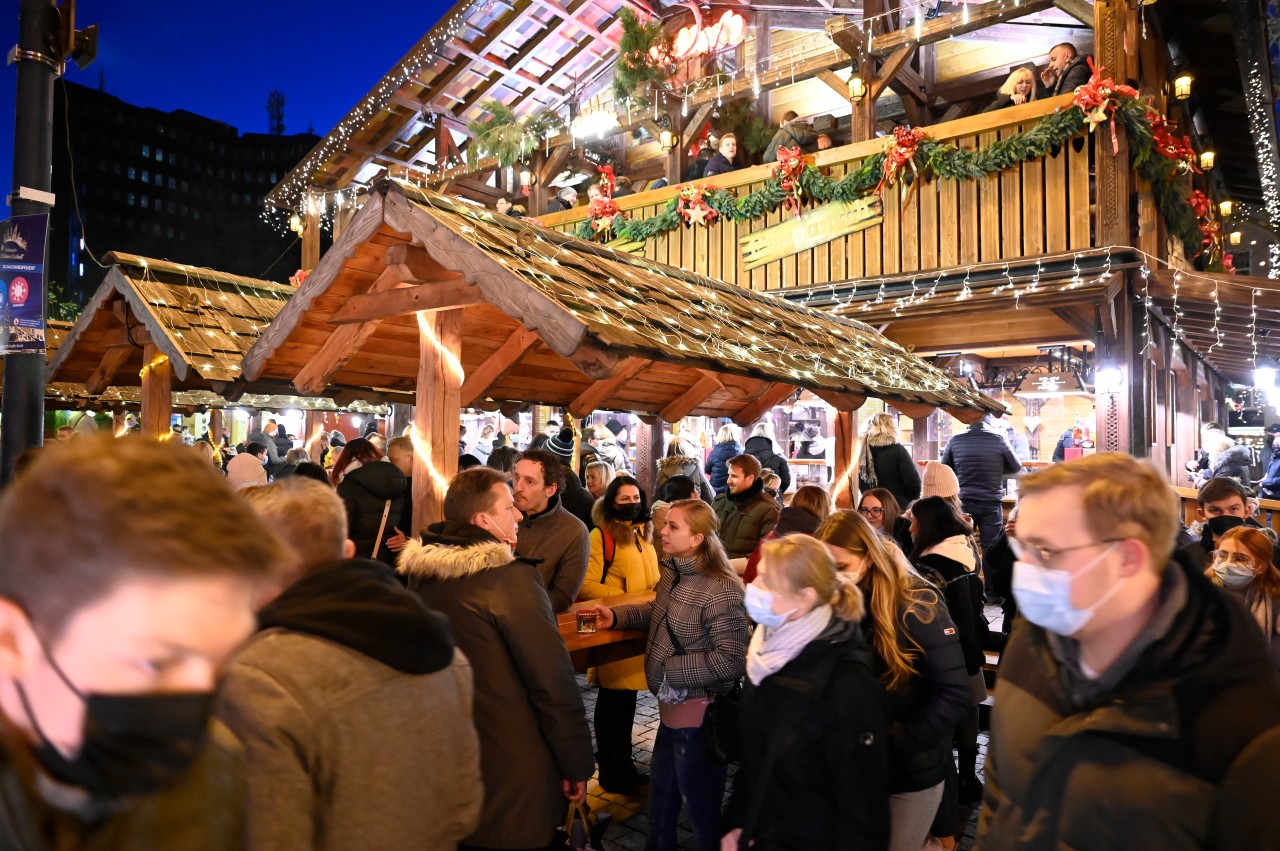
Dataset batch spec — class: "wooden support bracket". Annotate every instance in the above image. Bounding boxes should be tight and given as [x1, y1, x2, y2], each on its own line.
[460, 325, 541, 406]
[84, 346, 133, 396]
[328, 280, 483, 324]
[660, 374, 724, 422]
[888, 399, 938, 420]
[811, 388, 869, 411]
[732, 383, 798, 426]
[568, 357, 652, 417]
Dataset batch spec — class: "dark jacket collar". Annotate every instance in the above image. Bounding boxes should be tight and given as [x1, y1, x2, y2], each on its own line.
[521, 493, 563, 527]
[258, 558, 456, 675]
[730, 476, 767, 506]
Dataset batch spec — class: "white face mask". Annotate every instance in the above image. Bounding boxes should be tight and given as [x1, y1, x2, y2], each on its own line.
[1012, 544, 1121, 636]
[1212, 562, 1257, 590]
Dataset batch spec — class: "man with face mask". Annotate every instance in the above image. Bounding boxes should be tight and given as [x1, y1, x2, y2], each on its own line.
[397, 467, 593, 851]
[976, 453, 1280, 851]
[0, 435, 290, 848]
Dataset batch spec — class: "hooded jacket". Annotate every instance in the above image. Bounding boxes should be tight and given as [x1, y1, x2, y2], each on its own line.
[1208, 443, 1253, 487]
[712, 477, 782, 559]
[857, 437, 921, 509]
[397, 522, 594, 850]
[336, 461, 407, 564]
[706, 440, 743, 495]
[976, 555, 1280, 851]
[941, 423, 1021, 504]
[581, 501, 661, 690]
[655, 455, 715, 503]
[218, 559, 481, 851]
[745, 435, 792, 495]
[592, 438, 633, 475]
[914, 536, 986, 677]
[515, 494, 589, 613]
[723, 618, 890, 851]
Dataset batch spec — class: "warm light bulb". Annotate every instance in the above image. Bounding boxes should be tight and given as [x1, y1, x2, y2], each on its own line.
[1220, 199, 1234, 218]
[1174, 75, 1193, 100]
[848, 76, 866, 103]
[1199, 150, 1215, 171]
[1230, 231, 1242, 246]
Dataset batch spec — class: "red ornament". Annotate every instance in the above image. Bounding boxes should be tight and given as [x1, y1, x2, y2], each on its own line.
[877, 126, 927, 197]
[1071, 58, 1140, 155]
[772, 146, 809, 218]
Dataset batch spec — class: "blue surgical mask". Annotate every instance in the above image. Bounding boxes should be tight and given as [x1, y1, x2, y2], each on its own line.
[1011, 544, 1121, 636]
[1212, 562, 1257, 590]
[745, 583, 796, 629]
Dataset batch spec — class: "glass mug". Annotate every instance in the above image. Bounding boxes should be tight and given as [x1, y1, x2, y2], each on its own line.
[576, 610, 599, 634]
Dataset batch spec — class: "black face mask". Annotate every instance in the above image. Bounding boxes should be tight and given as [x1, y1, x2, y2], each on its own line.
[15, 637, 214, 799]
[1207, 515, 1247, 541]
[614, 503, 643, 522]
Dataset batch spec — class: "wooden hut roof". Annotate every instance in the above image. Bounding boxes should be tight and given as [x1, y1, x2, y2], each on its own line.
[244, 180, 1005, 422]
[266, 0, 650, 209]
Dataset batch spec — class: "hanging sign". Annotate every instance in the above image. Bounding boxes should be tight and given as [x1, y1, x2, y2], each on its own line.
[0, 214, 49, 355]
[739, 198, 882, 271]
[1014, 372, 1088, 397]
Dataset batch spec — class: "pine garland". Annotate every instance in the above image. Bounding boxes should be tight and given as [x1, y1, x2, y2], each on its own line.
[571, 99, 1202, 259]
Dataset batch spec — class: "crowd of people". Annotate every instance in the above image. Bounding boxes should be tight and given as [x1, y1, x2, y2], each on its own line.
[2, 403, 1279, 850]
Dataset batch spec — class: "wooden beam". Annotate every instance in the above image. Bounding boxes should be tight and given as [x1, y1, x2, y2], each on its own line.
[1053, 0, 1095, 26]
[84, 346, 133, 396]
[945, 407, 989, 426]
[870, 45, 918, 100]
[140, 342, 174, 438]
[816, 70, 851, 99]
[328, 280, 483, 325]
[460, 325, 541, 406]
[833, 410, 857, 509]
[660, 374, 725, 422]
[681, 104, 715, 147]
[412, 309, 465, 532]
[873, 0, 1056, 55]
[811, 388, 869, 411]
[888, 400, 937, 419]
[293, 265, 412, 396]
[568, 357, 652, 416]
[732, 382, 798, 426]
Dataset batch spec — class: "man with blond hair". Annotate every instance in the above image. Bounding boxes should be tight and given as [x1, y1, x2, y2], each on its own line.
[976, 453, 1280, 850]
[221, 477, 481, 850]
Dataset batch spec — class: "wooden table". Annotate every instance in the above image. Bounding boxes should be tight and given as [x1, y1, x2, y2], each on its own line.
[558, 591, 654, 672]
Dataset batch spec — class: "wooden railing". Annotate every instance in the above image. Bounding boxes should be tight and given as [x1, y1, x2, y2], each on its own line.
[539, 94, 1093, 291]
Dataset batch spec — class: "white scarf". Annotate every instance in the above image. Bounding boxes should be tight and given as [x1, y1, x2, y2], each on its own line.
[746, 604, 833, 685]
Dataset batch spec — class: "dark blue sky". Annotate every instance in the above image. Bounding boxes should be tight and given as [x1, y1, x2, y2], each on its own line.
[0, 1, 455, 196]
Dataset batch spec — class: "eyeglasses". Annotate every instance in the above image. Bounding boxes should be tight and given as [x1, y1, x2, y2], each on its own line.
[1009, 537, 1123, 567]
[858, 507, 885, 518]
[1210, 550, 1256, 568]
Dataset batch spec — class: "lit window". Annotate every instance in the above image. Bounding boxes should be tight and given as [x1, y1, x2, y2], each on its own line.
[142, 144, 150, 157]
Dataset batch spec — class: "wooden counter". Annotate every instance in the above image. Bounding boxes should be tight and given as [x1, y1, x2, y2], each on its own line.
[558, 591, 654, 672]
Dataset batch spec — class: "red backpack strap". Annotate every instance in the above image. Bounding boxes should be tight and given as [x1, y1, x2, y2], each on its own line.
[601, 528, 615, 583]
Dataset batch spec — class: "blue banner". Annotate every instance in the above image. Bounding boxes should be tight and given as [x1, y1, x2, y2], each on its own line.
[0, 213, 49, 355]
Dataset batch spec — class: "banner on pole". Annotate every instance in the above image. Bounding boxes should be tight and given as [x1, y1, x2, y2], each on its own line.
[0, 213, 49, 355]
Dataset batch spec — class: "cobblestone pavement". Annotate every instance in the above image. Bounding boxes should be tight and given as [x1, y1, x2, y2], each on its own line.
[577, 677, 988, 851]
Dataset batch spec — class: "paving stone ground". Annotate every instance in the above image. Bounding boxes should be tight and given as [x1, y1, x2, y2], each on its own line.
[578, 603, 999, 850]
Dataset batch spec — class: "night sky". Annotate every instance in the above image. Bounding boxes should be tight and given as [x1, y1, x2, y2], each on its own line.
[0, 0, 455, 197]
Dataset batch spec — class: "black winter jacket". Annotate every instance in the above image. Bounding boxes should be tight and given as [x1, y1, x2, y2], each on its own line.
[702, 153, 741, 178]
[706, 440, 742, 495]
[941, 426, 1021, 504]
[558, 467, 597, 530]
[724, 618, 890, 851]
[745, 436, 792, 495]
[861, 581, 971, 794]
[915, 551, 986, 676]
[858, 442, 922, 509]
[337, 461, 408, 565]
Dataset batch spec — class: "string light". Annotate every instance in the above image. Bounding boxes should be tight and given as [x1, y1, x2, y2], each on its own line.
[1251, 287, 1260, 368]
[1140, 264, 1154, 352]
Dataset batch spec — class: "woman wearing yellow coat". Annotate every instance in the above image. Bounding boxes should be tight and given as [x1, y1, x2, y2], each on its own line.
[582, 475, 661, 795]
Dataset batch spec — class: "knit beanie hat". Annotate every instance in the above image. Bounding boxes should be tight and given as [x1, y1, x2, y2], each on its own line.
[546, 427, 577, 463]
[921, 461, 960, 500]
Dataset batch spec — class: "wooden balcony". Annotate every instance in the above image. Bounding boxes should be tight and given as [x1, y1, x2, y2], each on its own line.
[538, 94, 1094, 292]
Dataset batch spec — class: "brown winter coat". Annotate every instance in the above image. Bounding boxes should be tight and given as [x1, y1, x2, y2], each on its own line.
[398, 522, 595, 850]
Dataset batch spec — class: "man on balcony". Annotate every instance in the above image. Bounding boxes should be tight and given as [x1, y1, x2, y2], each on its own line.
[1039, 43, 1092, 98]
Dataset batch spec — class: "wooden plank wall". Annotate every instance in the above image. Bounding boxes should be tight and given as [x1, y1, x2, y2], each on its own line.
[548, 99, 1096, 291]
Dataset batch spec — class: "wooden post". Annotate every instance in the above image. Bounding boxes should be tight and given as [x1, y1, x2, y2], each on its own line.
[636, 417, 664, 501]
[833, 411, 857, 509]
[1094, 0, 1131, 248]
[412, 309, 465, 532]
[304, 410, 325, 457]
[302, 193, 321, 271]
[139, 342, 173, 438]
[530, 150, 548, 215]
[208, 408, 223, 445]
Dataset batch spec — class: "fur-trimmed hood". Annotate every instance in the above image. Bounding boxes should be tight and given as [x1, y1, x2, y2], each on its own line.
[397, 520, 517, 581]
[657, 455, 701, 477]
[591, 498, 652, 546]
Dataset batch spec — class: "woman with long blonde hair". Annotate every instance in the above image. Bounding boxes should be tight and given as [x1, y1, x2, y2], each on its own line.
[984, 66, 1037, 112]
[856, 412, 921, 509]
[590, 500, 749, 851]
[722, 535, 889, 850]
[814, 510, 969, 851]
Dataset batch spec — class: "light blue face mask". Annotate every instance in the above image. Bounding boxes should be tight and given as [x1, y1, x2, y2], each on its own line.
[744, 583, 796, 630]
[1212, 561, 1257, 590]
[1012, 544, 1121, 636]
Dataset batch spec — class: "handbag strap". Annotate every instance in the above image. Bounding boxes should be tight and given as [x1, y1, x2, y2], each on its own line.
[661, 569, 685, 656]
[370, 499, 392, 559]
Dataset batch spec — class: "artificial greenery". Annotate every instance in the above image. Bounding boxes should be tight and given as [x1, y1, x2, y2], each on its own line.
[611, 9, 673, 109]
[571, 96, 1203, 260]
[718, 100, 772, 162]
[466, 101, 566, 169]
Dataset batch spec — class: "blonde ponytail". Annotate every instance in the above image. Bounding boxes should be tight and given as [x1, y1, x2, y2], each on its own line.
[830, 573, 865, 622]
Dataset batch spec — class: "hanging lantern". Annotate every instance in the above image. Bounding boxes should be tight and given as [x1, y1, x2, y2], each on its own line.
[1199, 150, 1215, 171]
[1220, 199, 1234, 218]
[848, 76, 867, 104]
[1173, 75, 1193, 100]
[659, 129, 676, 152]
[1230, 231, 1243, 246]
[519, 167, 533, 188]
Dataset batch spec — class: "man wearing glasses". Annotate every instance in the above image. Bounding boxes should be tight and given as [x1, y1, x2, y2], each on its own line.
[976, 453, 1280, 850]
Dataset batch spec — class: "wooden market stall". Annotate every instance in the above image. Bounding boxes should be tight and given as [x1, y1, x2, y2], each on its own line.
[242, 179, 1005, 530]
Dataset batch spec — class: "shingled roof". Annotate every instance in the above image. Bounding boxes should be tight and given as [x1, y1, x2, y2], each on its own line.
[245, 180, 1005, 422]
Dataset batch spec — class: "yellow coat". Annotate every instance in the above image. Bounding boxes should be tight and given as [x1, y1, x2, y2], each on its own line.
[581, 508, 660, 690]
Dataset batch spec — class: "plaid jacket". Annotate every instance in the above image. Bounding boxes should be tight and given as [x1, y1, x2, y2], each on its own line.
[613, 556, 750, 698]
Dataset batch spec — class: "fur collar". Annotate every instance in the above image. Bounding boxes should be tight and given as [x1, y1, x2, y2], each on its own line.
[591, 499, 652, 546]
[657, 455, 699, 473]
[865, 433, 898, 448]
[396, 521, 515, 580]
